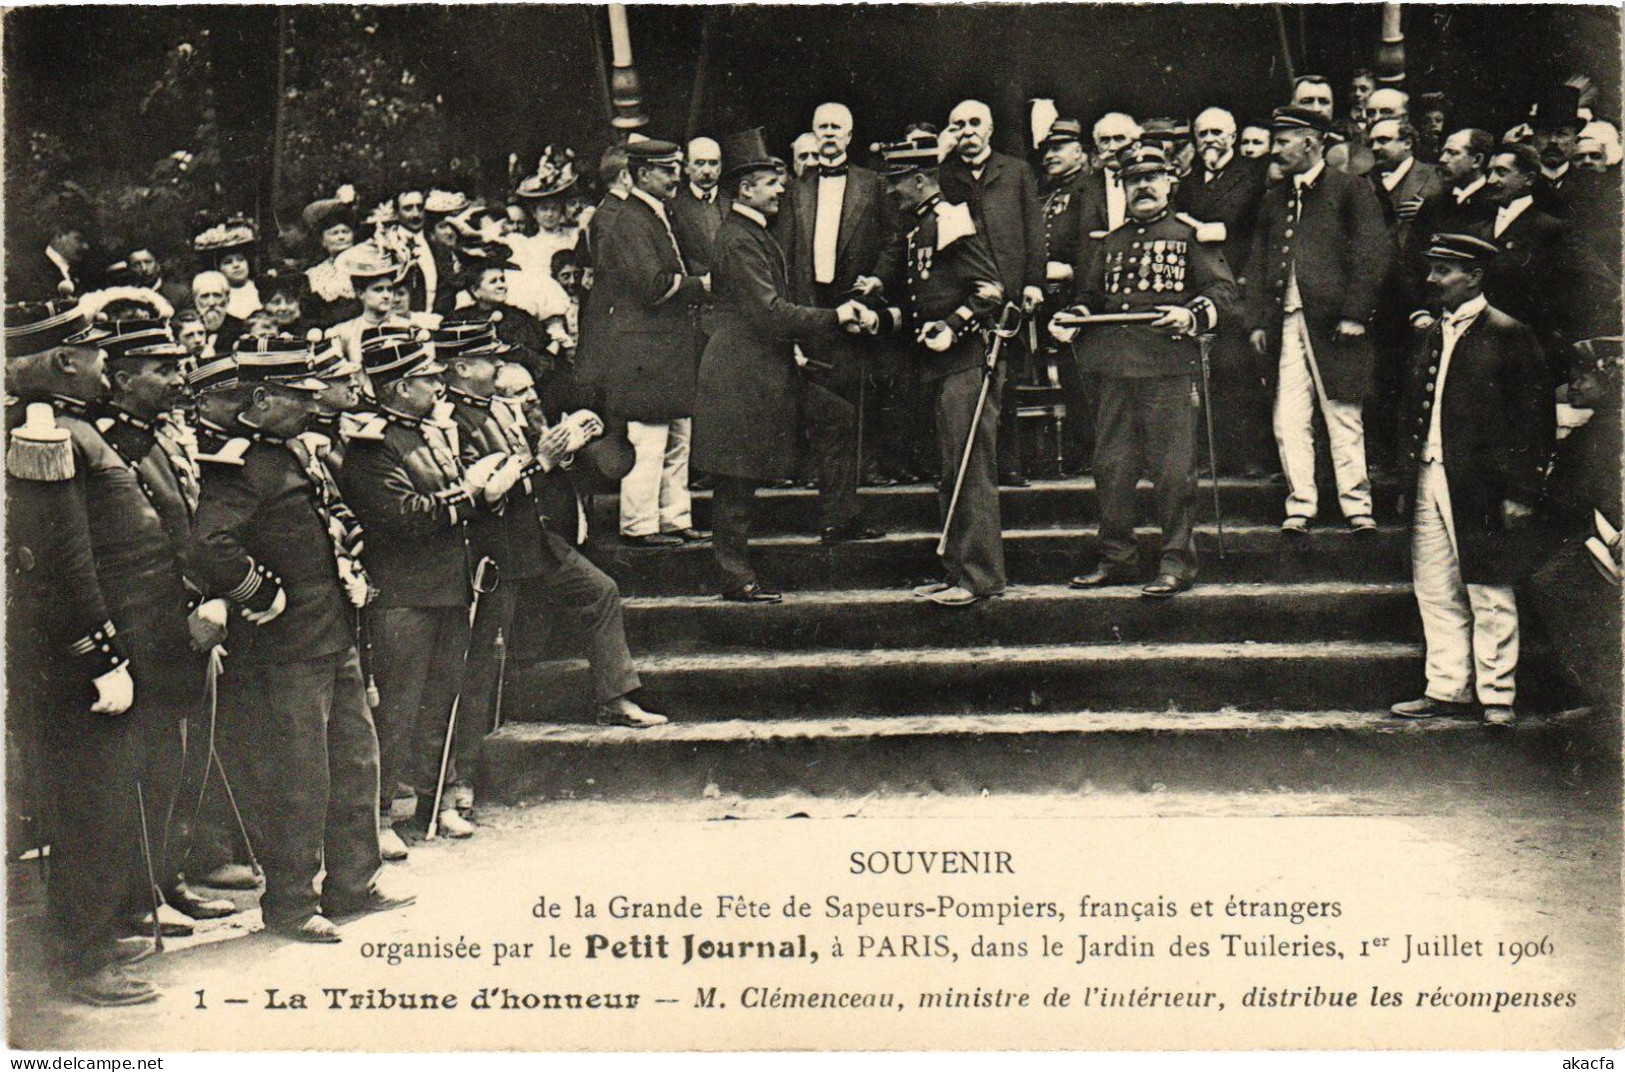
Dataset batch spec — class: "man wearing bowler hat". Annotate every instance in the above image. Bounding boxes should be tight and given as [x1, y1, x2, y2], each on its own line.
[1052, 142, 1237, 597]
[1390, 233, 1553, 727]
[692, 128, 883, 603]
[192, 336, 413, 943]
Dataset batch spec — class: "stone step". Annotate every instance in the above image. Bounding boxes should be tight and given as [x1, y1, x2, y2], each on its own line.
[582, 524, 1410, 597]
[504, 639, 1482, 722]
[588, 476, 1403, 535]
[480, 707, 1595, 803]
[612, 581, 1421, 655]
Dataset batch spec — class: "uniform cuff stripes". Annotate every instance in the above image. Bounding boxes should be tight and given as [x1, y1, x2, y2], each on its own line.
[228, 558, 284, 613]
[1186, 296, 1218, 334]
[945, 306, 975, 333]
[69, 621, 127, 674]
[436, 485, 474, 526]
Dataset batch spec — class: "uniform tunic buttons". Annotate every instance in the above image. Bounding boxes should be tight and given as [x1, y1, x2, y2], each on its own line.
[1425, 382, 1435, 391]
[1284, 229, 1294, 238]
[1120, 303, 1130, 311]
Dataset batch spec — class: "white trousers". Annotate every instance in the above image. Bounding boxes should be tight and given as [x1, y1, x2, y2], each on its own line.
[1412, 459, 1519, 705]
[1274, 311, 1373, 520]
[621, 418, 693, 537]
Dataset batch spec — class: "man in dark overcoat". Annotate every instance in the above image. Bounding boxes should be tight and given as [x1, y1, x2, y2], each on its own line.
[692, 129, 882, 603]
[1389, 233, 1554, 727]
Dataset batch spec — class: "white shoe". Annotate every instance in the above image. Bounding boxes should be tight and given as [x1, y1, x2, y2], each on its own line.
[912, 580, 952, 598]
[927, 585, 983, 607]
[378, 824, 409, 861]
[447, 783, 475, 813]
[434, 808, 475, 838]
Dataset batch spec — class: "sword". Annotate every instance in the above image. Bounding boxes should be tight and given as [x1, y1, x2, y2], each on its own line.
[1050, 311, 1165, 327]
[1197, 333, 1226, 558]
[135, 782, 165, 952]
[938, 303, 1023, 558]
[427, 555, 498, 841]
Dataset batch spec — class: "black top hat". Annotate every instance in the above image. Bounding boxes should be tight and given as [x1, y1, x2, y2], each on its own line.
[720, 127, 783, 185]
[1531, 85, 1583, 131]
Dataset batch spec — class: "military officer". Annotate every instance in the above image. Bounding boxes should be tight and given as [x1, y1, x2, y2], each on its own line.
[192, 337, 413, 943]
[1052, 142, 1238, 597]
[1035, 118, 1096, 474]
[5, 302, 156, 1005]
[338, 331, 477, 848]
[871, 134, 1008, 606]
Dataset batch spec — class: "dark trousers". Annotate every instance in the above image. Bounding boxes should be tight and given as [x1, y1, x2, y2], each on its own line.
[368, 605, 470, 812]
[934, 362, 1007, 595]
[1056, 343, 1099, 472]
[127, 698, 211, 907]
[995, 335, 1030, 479]
[713, 476, 763, 590]
[1207, 332, 1274, 474]
[40, 705, 140, 975]
[1095, 374, 1200, 582]
[803, 379, 861, 530]
[225, 648, 382, 927]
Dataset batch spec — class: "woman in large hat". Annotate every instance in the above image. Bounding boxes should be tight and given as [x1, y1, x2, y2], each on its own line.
[192, 215, 262, 319]
[301, 185, 361, 324]
[503, 148, 578, 321]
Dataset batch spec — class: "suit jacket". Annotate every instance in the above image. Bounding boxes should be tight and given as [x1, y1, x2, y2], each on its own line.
[1037, 169, 1092, 308]
[572, 191, 629, 398]
[1411, 183, 1495, 250]
[669, 187, 726, 275]
[592, 192, 706, 421]
[5, 247, 85, 302]
[1395, 304, 1554, 584]
[1480, 206, 1598, 365]
[1245, 164, 1391, 400]
[693, 208, 842, 482]
[1176, 156, 1268, 289]
[1370, 158, 1445, 254]
[939, 150, 1045, 298]
[337, 412, 473, 609]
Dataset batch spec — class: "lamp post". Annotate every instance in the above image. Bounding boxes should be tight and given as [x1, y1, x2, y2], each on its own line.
[607, 5, 648, 132]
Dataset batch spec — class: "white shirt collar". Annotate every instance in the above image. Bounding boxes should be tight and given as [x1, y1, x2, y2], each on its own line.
[1453, 174, 1486, 203]
[731, 202, 768, 228]
[965, 146, 993, 169]
[690, 183, 717, 204]
[1444, 292, 1488, 327]
[1542, 161, 1570, 183]
[1293, 159, 1327, 189]
[1496, 194, 1535, 229]
[1380, 155, 1414, 191]
[1203, 148, 1235, 178]
[819, 153, 849, 172]
[630, 185, 669, 217]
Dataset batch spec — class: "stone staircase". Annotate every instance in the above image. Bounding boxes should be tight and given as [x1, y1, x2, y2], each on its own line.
[479, 477, 1591, 803]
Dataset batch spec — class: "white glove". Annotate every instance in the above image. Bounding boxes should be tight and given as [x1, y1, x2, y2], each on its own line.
[919, 321, 955, 353]
[538, 424, 574, 466]
[91, 663, 135, 716]
[1045, 260, 1073, 283]
[242, 587, 287, 625]
[482, 454, 527, 502]
[851, 276, 882, 297]
[464, 452, 507, 496]
[1022, 285, 1045, 314]
[187, 598, 229, 652]
[1151, 304, 1198, 336]
[1049, 305, 1089, 344]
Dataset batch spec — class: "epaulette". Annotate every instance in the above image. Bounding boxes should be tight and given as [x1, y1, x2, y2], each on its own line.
[95, 416, 115, 434]
[7, 402, 75, 482]
[342, 413, 387, 441]
[197, 437, 252, 466]
[1175, 213, 1227, 244]
[934, 201, 978, 251]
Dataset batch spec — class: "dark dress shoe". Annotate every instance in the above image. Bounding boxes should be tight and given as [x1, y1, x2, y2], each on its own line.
[722, 582, 783, 604]
[861, 472, 899, 488]
[68, 964, 160, 1007]
[624, 532, 684, 548]
[1390, 696, 1476, 719]
[1141, 574, 1192, 598]
[768, 478, 796, 489]
[166, 882, 238, 919]
[821, 520, 886, 544]
[999, 472, 1031, 488]
[1069, 569, 1135, 589]
[197, 862, 259, 890]
[667, 527, 712, 542]
[1239, 464, 1268, 479]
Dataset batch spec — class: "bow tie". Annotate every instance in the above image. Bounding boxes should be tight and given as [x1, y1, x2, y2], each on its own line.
[819, 163, 849, 178]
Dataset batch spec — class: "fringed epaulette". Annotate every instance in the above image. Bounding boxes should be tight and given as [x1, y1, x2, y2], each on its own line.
[7, 403, 75, 482]
[934, 201, 978, 251]
[341, 413, 387, 441]
[1175, 212, 1227, 244]
[197, 437, 252, 466]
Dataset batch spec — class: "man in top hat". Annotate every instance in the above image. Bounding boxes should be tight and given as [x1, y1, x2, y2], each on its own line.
[671, 136, 726, 275]
[95, 320, 237, 933]
[1390, 233, 1554, 727]
[940, 99, 1046, 488]
[191, 337, 412, 942]
[1178, 106, 1272, 478]
[1032, 117, 1097, 474]
[4, 301, 158, 1005]
[1052, 141, 1237, 597]
[1530, 84, 1585, 218]
[325, 245, 411, 367]
[437, 319, 663, 743]
[776, 101, 913, 487]
[1246, 105, 1390, 539]
[337, 331, 478, 848]
[692, 128, 883, 603]
[594, 138, 710, 548]
[871, 133, 1007, 606]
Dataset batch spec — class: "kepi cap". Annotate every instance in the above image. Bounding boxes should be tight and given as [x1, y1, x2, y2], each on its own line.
[1422, 232, 1502, 263]
[4, 301, 111, 359]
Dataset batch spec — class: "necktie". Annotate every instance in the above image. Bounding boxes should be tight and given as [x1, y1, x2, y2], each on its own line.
[819, 163, 849, 178]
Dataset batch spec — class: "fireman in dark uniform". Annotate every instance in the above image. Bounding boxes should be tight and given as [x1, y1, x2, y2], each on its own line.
[1036, 118, 1097, 473]
[871, 134, 1008, 606]
[5, 302, 158, 1005]
[192, 338, 413, 943]
[1052, 142, 1238, 597]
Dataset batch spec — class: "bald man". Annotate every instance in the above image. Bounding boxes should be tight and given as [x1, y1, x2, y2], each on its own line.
[940, 99, 1045, 486]
[670, 135, 726, 275]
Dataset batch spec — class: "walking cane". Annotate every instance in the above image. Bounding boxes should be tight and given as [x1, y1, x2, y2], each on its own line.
[938, 303, 1023, 558]
[1197, 333, 1227, 558]
[426, 555, 498, 842]
[134, 782, 165, 952]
